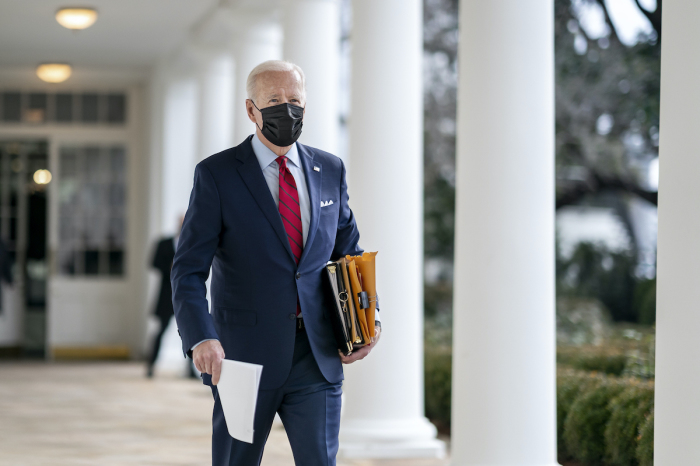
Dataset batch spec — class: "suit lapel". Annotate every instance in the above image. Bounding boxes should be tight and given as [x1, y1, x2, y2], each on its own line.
[297, 143, 321, 268]
[236, 137, 296, 264]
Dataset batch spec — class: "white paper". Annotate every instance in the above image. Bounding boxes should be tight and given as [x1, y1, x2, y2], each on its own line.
[217, 359, 263, 444]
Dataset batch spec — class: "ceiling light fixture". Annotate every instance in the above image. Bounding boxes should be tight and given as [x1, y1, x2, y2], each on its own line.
[55, 7, 98, 30]
[36, 63, 72, 83]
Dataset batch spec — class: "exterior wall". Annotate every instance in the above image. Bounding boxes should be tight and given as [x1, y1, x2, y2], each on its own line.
[0, 69, 150, 358]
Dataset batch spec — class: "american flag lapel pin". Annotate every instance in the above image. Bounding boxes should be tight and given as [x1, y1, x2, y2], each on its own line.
[313, 166, 320, 172]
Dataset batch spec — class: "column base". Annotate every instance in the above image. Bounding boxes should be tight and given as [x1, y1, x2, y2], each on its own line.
[338, 417, 446, 459]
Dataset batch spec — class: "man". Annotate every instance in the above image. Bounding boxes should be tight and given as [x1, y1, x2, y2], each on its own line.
[146, 217, 197, 378]
[0, 237, 12, 313]
[171, 60, 381, 466]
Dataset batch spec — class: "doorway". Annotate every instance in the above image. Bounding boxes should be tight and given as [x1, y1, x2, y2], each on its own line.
[0, 140, 49, 357]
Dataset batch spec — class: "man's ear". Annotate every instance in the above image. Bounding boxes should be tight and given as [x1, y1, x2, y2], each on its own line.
[245, 99, 258, 124]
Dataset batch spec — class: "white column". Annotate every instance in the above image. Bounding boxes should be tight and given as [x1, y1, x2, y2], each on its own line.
[197, 51, 235, 161]
[161, 75, 199, 235]
[654, 2, 700, 464]
[282, 0, 340, 153]
[340, 0, 445, 459]
[451, 1, 556, 465]
[231, 15, 282, 146]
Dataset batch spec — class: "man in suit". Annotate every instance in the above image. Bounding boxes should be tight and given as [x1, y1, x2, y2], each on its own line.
[171, 60, 381, 466]
[147, 218, 197, 378]
[0, 237, 13, 313]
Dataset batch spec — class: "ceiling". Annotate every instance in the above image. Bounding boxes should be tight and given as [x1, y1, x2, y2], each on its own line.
[0, 0, 219, 70]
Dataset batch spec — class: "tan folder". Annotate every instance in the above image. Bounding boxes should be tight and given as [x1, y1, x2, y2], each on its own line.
[353, 252, 378, 338]
[347, 258, 370, 343]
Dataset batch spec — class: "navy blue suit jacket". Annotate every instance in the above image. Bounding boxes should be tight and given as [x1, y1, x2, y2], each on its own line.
[171, 135, 363, 390]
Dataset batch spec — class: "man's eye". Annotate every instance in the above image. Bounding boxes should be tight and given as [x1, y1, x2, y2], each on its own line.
[270, 99, 277, 103]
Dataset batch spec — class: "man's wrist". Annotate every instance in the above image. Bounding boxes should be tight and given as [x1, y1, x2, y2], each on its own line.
[191, 339, 218, 352]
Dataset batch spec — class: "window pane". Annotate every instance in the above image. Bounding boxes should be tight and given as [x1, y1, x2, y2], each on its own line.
[28, 93, 46, 109]
[2, 93, 21, 122]
[57, 144, 127, 277]
[108, 216, 125, 247]
[81, 94, 99, 122]
[59, 249, 77, 275]
[109, 250, 124, 275]
[55, 94, 73, 122]
[84, 250, 99, 275]
[106, 94, 126, 123]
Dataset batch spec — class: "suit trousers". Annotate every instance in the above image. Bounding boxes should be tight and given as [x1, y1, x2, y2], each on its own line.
[210, 328, 343, 466]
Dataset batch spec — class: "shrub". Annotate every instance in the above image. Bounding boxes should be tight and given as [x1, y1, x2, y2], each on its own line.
[605, 382, 655, 465]
[424, 345, 452, 430]
[633, 278, 656, 325]
[564, 380, 626, 465]
[636, 410, 654, 466]
[557, 371, 603, 460]
[558, 346, 628, 375]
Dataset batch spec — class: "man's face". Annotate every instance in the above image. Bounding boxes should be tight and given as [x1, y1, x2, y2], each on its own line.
[246, 70, 306, 132]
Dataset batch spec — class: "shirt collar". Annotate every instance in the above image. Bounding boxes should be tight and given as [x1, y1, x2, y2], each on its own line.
[251, 133, 301, 171]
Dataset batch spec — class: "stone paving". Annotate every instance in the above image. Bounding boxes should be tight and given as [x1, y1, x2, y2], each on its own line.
[0, 362, 450, 466]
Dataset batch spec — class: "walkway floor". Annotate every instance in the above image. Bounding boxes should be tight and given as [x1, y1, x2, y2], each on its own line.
[0, 362, 450, 466]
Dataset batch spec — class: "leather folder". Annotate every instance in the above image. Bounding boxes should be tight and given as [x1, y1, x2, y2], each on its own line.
[323, 252, 379, 356]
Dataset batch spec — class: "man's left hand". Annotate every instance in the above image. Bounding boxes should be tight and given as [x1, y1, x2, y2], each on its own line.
[339, 326, 381, 364]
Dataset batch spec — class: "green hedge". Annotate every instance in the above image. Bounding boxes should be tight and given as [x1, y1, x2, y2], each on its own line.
[424, 347, 654, 465]
[557, 346, 628, 375]
[564, 379, 627, 464]
[557, 371, 604, 460]
[605, 383, 654, 465]
[558, 371, 654, 465]
[424, 345, 452, 430]
[637, 410, 654, 466]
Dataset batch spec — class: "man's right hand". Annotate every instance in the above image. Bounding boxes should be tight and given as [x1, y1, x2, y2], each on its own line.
[193, 340, 225, 385]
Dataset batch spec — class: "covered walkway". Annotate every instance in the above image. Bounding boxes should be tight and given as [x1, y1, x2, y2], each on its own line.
[0, 362, 449, 465]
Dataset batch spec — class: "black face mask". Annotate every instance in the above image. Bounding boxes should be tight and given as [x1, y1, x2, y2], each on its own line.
[252, 101, 304, 147]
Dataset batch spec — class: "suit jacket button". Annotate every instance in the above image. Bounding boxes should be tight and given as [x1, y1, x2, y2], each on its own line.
[295, 272, 301, 279]
[288, 313, 296, 320]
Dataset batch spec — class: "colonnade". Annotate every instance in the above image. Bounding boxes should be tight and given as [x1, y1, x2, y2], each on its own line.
[150, 0, 700, 462]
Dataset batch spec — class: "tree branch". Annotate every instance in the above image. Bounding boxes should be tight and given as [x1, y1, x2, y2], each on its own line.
[633, 0, 662, 38]
[594, 0, 622, 45]
[556, 170, 658, 209]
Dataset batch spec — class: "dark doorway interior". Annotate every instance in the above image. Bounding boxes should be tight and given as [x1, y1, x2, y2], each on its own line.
[0, 140, 49, 358]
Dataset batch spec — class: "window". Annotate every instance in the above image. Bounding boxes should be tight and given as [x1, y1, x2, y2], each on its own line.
[58, 145, 127, 276]
[0, 91, 127, 124]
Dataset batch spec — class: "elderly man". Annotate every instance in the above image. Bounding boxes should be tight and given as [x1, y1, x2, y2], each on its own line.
[171, 60, 381, 466]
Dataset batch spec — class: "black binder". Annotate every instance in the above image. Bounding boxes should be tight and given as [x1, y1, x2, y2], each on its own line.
[323, 258, 368, 356]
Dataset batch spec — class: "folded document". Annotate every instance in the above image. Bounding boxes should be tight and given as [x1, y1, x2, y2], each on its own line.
[217, 359, 263, 444]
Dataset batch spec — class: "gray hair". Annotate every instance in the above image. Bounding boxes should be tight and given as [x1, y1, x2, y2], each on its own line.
[246, 60, 306, 103]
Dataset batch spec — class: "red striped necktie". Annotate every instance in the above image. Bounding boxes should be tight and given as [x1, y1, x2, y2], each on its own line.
[276, 155, 303, 316]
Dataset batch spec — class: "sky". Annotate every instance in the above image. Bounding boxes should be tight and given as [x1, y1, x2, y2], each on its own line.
[573, 0, 657, 46]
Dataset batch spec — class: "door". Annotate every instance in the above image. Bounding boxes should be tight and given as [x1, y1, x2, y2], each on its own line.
[0, 140, 49, 357]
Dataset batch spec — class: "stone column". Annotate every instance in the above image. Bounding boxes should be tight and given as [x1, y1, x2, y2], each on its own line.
[231, 14, 282, 146]
[451, 1, 558, 465]
[197, 51, 235, 161]
[340, 0, 445, 459]
[281, 0, 340, 153]
[654, 1, 700, 464]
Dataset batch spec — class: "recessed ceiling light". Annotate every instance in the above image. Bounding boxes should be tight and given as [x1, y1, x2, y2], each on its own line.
[36, 64, 72, 83]
[55, 7, 98, 30]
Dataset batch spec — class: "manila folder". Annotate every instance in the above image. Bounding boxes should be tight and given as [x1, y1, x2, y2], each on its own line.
[217, 359, 263, 444]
